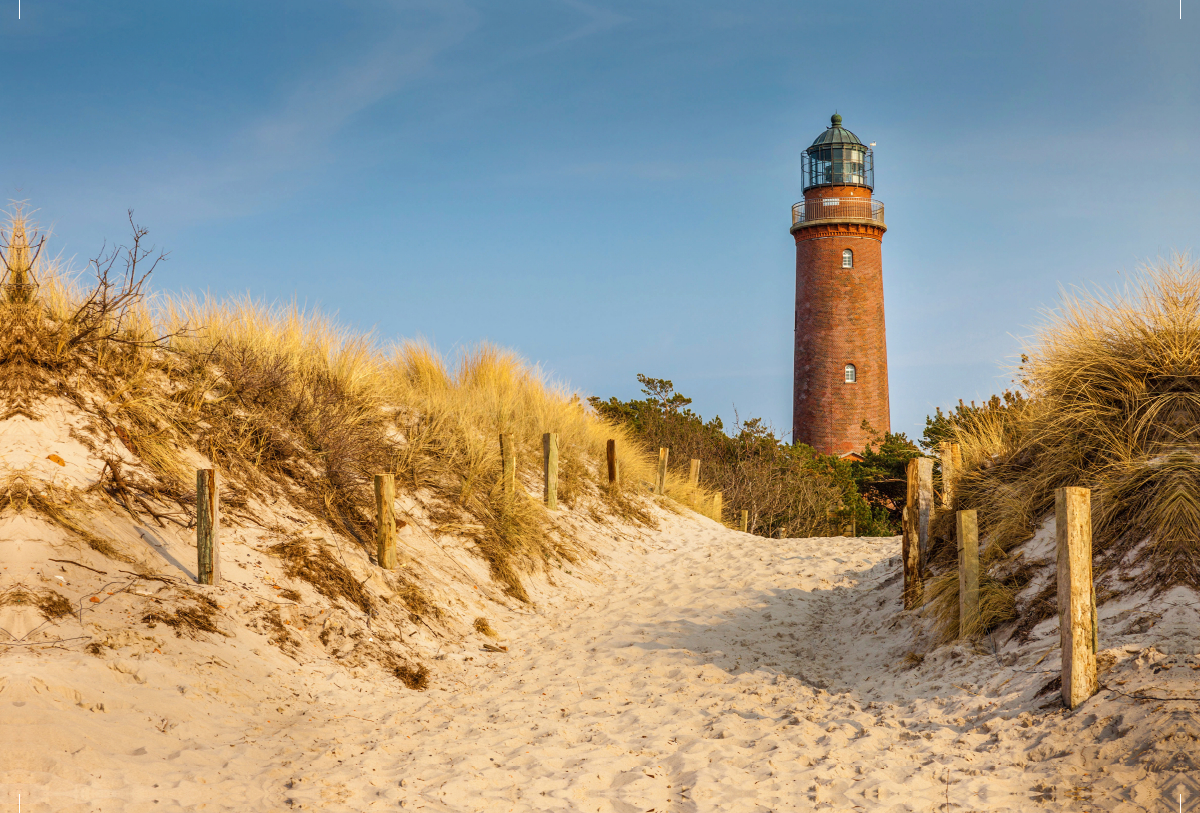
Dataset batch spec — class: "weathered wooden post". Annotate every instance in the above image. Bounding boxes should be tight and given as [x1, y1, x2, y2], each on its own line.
[196, 469, 219, 586]
[739, 509, 749, 533]
[499, 433, 517, 498]
[543, 433, 559, 510]
[654, 447, 669, 495]
[606, 439, 618, 485]
[917, 457, 934, 564]
[374, 473, 397, 569]
[938, 442, 952, 509]
[956, 509, 979, 637]
[713, 491, 723, 522]
[1056, 487, 1097, 710]
[906, 457, 935, 568]
[901, 505, 921, 609]
[949, 443, 962, 504]
[688, 459, 700, 488]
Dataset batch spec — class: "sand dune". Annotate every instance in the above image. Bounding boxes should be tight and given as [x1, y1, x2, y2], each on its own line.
[5, 494, 1199, 811]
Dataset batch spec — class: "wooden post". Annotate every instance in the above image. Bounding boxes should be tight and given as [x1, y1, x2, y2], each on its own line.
[500, 433, 516, 498]
[606, 439, 617, 485]
[956, 509, 979, 638]
[950, 443, 962, 501]
[196, 469, 219, 586]
[938, 443, 953, 509]
[912, 457, 935, 568]
[901, 505, 921, 609]
[713, 491, 723, 522]
[1056, 487, 1097, 710]
[654, 447, 669, 495]
[374, 474, 397, 569]
[739, 509, 748, 533]
[543, 433, 559, 510]
[688, 459, 700, 488]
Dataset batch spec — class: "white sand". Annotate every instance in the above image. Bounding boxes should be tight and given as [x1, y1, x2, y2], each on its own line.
[3, 399, 1199, 811]
[5, 502, 1199, 811]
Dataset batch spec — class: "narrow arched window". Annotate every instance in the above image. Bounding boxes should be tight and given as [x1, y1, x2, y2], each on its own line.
[845, 363, 857, 383]
[842, 249, 854, 268]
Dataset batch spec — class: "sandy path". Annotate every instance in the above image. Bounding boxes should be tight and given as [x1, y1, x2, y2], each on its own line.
[7, 509, 1198, 812]
[255, 515, 1067, 812]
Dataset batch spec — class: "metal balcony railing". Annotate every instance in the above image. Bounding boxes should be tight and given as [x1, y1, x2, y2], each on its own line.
[791, 198, 885, 227]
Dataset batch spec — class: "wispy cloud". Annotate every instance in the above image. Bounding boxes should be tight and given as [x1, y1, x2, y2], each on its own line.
[138, 0, 480, 220]
[543, 0, 629, 48]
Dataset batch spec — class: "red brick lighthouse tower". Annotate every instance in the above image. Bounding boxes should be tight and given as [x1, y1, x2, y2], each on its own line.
[791, 114, 889, 456]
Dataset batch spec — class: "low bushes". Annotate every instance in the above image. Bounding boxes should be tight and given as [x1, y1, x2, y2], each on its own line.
[590, 375, 918, 537]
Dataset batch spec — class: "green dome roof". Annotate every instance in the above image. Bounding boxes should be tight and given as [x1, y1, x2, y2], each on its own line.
[809, 113, 864, 148]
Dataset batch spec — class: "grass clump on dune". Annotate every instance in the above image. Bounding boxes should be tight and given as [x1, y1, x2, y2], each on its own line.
[925, 260, 1200, 641]
[0, 207, 720, 605]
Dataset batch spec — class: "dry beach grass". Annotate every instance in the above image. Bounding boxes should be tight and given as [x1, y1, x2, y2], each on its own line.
[3, 210, 1199, 812]
[927, 260, 1200, 642]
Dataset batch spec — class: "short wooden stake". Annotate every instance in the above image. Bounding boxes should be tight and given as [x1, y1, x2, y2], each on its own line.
[949, 443, 962, 505]
[956, 509, 979, 638]
[543, 433, 559, 510]
[713, 491, 723, 522]
[739, 509, 749, 533]
[500, 433, 516, 497]
[196, 469, 219, 586]
[901, 505, 921, 609]
[606, 439, 618, 485]
[375, 473, 397, 570]
[1056, 487, 1097, 710]
[906, 457, 935, 569]
[688, 458, 700, 488]
[654, 447, 669, 495]
[939, 442, 954, 509]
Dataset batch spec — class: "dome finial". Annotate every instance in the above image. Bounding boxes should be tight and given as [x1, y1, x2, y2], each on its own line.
[831, 112, 842, 127]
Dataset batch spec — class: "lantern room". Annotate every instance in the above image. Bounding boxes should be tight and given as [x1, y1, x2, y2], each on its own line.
[801, 113, 874, 191]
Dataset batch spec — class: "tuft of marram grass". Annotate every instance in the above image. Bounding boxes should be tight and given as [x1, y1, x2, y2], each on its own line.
[1, 208, 721, 609]
[473, 617, 499, 638]
[933, 259, 1200, 642]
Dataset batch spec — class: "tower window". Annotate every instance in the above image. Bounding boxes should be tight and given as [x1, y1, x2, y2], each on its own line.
[845, 363, 857, 383]
[842, 249, 854, 268]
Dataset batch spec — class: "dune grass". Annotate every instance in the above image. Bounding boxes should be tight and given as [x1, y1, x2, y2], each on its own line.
[0, 209, 720, 604]
[929, 259, 1200, 641]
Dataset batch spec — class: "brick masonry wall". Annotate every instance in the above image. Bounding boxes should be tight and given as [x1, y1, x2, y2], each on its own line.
[792, 206, 890, 456]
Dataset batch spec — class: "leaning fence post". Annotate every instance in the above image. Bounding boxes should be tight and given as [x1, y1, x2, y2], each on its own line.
[688, 458, 700, 488]
[375, 473, 397, 569]
[543, 433, 559, 510]
[1056, 487, 1097, 710]
[917, 457, 934, 565]
[901, 505, 921, 609]
[500, 433, 516, 498]
[196, 469, 219, 586]
[606, 439, 618, 485]
[713, 491, 723, 523]
[654, 447, 669, 495]
[956, 509, 979, 637]
[739, 509, 749, 533]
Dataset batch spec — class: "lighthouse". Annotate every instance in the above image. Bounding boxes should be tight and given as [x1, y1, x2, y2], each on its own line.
[791, 114, 890, 456]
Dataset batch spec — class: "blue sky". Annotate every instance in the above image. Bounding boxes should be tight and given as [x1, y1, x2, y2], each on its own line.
[2, 1, 1197, 442]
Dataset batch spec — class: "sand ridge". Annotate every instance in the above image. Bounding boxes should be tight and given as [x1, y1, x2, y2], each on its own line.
[6, 500, 1200, 811]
